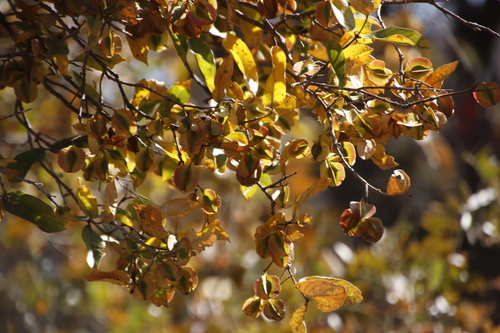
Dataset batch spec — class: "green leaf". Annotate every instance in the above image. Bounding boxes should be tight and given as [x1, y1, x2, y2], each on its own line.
[363, 27, 432, 49]
[188, 37, 216, 93]
[4, 191, 66, 232]
[326, 39, 346, 88]
[82, 225, 105, 268]
[5, 148, 45, 181]
[331, 0, 355, 32]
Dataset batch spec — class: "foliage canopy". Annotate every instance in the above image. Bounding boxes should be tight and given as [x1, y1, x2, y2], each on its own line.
[1, 0, 499, 331]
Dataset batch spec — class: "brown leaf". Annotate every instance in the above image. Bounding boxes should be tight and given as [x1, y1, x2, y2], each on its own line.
[387, 169, 411, 196]
[86, 269, 131, 287]
[290, 303, 308, 333]
[159, 197, 201, 217]
[295, 278, 347, 312]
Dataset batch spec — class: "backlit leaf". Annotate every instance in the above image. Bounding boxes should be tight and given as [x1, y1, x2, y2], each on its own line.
[135, 204, 169, 239]
[243, 296, 264, 318]
[330, 0, 355, 32]
[4, 191, 66, 233]
[326, 38, 346, 88]
[111, 108, 137, 136]
[290, 303, 308, 333]
[188, 37, 216, 93]
[387, 169, 411, 196]
[364, 27, 432, 49]
[263, 298, 286, 321]
[86, 269, 131, 287]
[371, 144, 399, 170]
[222, 33, 259, 94]
[293, 178, 331, 219]
[77, 182, 99, 218]
[425, 61, 458, 89]
[213, 54, 234, 102]
[263, 46, 287, 107]
[473, 82, 500, 107]
[82, 225, 105, 268]
[295, 277, 347, 312]
[350, 0, 381, 15]
[173, 164, 200, 192]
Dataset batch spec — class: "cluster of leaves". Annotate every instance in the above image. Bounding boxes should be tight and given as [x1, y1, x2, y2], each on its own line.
[0, 0, 499, 330]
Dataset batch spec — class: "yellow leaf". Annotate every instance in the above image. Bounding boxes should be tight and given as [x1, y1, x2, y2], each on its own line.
[255, 212, 286, 240]
[295, 276, 363, 311]
[350, 0, 381, 15]
[371, 144, 399, 170]
[185, 228, 217, 252]
[295, 278, 347, 312]
[425, 61, 459, 89]
[86, 269, 132, 287]
[343, 44, 373, 68]
[222, 33, 258, 94]
[77, 181, 99, 218]
[263, 46, 287, 108]
[135, 204, 169, 239]
[213, 54, 234, 102]
[290, 304, 308, 333]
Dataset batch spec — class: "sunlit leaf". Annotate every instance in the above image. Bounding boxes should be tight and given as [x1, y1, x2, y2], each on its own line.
[222, 33, 259, 94]
[263, 46, 287, 107]
[371, 144, 399, 170]
[188, 37, 216, 93]
[363, 27, 432, 49]
[295, 277, 347, 312]
[86, 269, 131, 287]
[290, 303, 308, 333]
[213, 54, 234, 102]
[425, 61, 458, 89]
[326, 38, 346, 88]
[242, 296, 264, 318]
[198, 188, 221, 214]
[82, 225, 105, 268]
[350, 0, 381, 15]
[254, 274, 281, 300]
[387, 169, 411, 196]
[77, 182, 99, 218]
[111, 108, 137, 136]
[330, 0, 355, 32]
[135, 204, 169, 239]
[4, 191, 66, 233]
[173, 164, 200, 192]
[263, 298, 286, 321]
[58, 145, 86, 173]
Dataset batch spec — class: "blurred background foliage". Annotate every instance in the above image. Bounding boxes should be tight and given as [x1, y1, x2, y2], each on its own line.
[1, 0, 500, 332]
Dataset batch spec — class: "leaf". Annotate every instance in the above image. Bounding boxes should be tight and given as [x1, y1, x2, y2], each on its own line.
[188, 37, 216, 93]
[290, 303, 308, 333]
[296, 276, 362, 311]
[330, 0, 355, 32]
[263, 298, 286, 321]
[255, 213, 286, 240]
[3, 191, 66, 233]
[371, 144, 399, 170]
[173, 164, 200, 192]
[387, 169, 411, 196]
[295, 277, 347, 312]
[263, 46, 287, 107]
[185, 228, 217, 253]
[222, 33, 259, 94]
[136, 204, 169, 239]
[350, 0, 381, 15]
[198, 188, 221, 214]
[5, 148, 45, 181]
[77, 182, 99, 218]
[242, 296, 264, 318]
[159, 197, 201, 217]
[126, 34, 149, 65]
[86, 269, 131, 287]
[363, 27, 432, 49]
[473, 82, 500, 107]
[360, 217, 384, 243]
[326, 38, 346, 88]
[425, 61, 459, 89]
[12, 77, 38, 103]
[82, 225, 105, 268]
[292, 178, 331, 219]
[254, 274, 281, 300]
[58, 145, 86, 173]
[111, 108, 137, 136]
[213, 54, 234, 102]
